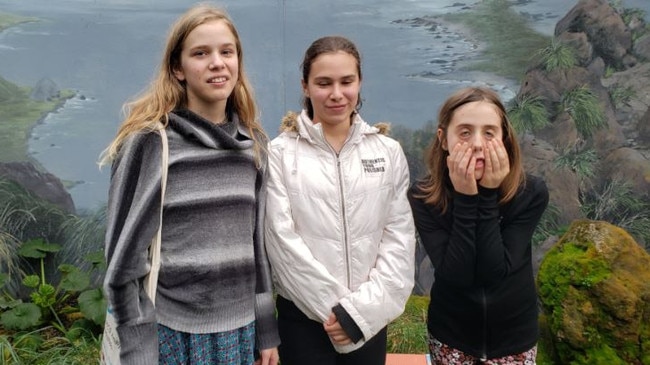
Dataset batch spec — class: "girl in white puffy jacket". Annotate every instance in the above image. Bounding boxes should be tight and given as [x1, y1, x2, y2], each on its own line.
[264, 35, 416, 365]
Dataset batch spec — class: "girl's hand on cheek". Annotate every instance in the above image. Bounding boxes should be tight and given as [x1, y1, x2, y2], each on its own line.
[447, 142, 478, 195]
[479, 139, 510, 189]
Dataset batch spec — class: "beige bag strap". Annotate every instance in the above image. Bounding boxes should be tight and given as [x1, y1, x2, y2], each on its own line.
[144, 128, 168, 305]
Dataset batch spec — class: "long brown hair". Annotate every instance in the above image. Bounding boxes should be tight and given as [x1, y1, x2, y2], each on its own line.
[101, 3, 265, 164]
[300, 35, 363, 120]
[417, 87, 525, 213]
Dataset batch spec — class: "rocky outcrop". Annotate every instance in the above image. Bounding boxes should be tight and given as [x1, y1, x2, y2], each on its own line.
[0, 162, 75, 213]
[537, 220, 650, 364]
[555, 0, 634, 68]
[29, 77, 59, 101]
[518, 0, 650, 233]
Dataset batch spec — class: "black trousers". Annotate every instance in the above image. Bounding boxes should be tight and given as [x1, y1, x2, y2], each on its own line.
[276, 296, 387, 365]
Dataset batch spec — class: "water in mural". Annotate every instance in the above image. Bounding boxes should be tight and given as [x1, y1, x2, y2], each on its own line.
[0, 0, 648, 210]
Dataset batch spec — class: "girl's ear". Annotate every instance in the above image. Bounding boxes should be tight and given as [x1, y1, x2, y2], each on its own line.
[437, 128, 447, 151]
[301, 79, 309, 98]
[173, 66, 185, 82]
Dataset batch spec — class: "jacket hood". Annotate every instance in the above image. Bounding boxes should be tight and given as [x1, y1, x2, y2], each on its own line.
[279, 110, 391, 136]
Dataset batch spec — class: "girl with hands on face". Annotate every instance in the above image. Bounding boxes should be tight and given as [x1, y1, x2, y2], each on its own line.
[408, 87, 549, 364]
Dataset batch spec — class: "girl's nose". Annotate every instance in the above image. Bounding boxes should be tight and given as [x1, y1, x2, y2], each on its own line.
[209, 54, 225, 70]
[330, 84, 342, 99]
[470, 135, 483, 151]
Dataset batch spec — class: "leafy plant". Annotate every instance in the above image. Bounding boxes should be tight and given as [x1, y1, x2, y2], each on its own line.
[559, 86, 606, 138]
[609, 85, 635, 109]
[507, 94, 550, 134]
[532, 203, 565, 247]
[0, 238, 107, 338]
[535, 38, 577, 72]
[621, 8, 646, 28]
[554, 143, 598, 180]
[580, 178, 650, 248]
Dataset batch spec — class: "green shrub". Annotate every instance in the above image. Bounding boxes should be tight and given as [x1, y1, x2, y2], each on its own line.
[0, 238, 106, 341]
[535, 39, 578, 72]
[554, 144, 597, 180]
[507, 94, 550, 134]
[559, 86, 606, 138]
[609, 85, 635, 109]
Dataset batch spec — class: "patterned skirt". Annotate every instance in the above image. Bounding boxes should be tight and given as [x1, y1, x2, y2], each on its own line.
[158, 321, 256, 365]
[428, 334, 537, 365]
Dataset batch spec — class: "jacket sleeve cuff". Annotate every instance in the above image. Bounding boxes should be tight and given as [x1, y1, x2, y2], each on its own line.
[332, 304, 364, 344]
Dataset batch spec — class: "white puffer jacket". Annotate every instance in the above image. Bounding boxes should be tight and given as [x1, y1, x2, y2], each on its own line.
[265, 110, 416, 353]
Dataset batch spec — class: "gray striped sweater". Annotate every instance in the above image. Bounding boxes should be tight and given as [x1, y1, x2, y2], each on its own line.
[104, 109, 279, 364]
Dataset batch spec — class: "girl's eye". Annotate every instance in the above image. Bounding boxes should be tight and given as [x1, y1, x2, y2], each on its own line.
[222, 49, 235, 56]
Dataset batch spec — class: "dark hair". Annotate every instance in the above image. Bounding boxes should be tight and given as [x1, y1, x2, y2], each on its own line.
[300, 35, 363, 119]
[416, 86, 525, 213]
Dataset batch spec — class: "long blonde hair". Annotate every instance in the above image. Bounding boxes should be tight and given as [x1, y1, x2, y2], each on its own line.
[101, 3, 265, 164]
[417, 87, 525, 214]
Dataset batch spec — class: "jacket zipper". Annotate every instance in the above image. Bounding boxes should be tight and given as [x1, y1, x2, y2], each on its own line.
[481, 287, 488, 361]
[319, 125, 353, 289]
[335, 156, 352, 288]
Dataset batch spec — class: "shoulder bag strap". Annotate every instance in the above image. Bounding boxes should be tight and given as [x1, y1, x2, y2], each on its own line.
[143, 128, 168, 305]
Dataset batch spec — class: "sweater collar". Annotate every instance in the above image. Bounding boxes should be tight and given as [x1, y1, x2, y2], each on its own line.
[168, 109, 254, 150]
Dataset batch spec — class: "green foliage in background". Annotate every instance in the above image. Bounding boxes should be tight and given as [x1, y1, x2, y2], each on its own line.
[559, 86, 606, 139]
[535, 38, 578, 72]
[580, 178, 650, 248]
[554, 144, 597, 180]
[0, 178, 107, 363]
[390, 121, 436, 182]
[507, 94, 550, 134]
[387, 295, 429, 354]
[609, 85, 635, 109]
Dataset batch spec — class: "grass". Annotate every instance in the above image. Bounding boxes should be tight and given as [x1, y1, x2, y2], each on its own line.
[0, 77, 75, 163]
[443, 0, 550, 81]
[388, 295, 429, 354]
[0, 328, 100, 365]
[0, 12, 38, 32]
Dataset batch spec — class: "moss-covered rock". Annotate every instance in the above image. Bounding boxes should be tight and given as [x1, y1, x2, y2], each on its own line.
[537, 220, 650, 364]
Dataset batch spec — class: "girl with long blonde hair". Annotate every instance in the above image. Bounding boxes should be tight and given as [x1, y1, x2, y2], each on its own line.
[102, 4, 279, 364]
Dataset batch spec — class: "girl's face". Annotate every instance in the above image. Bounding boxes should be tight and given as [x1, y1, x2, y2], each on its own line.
[440, 100, 503, 180]
[302, 51, 360, 128]
[173, 19, 239, 118]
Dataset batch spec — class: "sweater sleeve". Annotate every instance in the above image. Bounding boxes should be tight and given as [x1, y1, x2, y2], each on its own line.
[474, 177, 549, 286]
[253, 143, 281, 350]
[336, 142, 416, 345]
[408, 185, 480, 288]
[103, 131, 163, 364]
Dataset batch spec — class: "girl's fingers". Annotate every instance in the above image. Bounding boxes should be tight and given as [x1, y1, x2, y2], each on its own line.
[488, 140, 499, 172]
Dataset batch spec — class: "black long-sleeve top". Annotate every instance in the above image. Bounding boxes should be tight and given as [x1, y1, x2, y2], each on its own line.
[408, 174, 548, 359]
